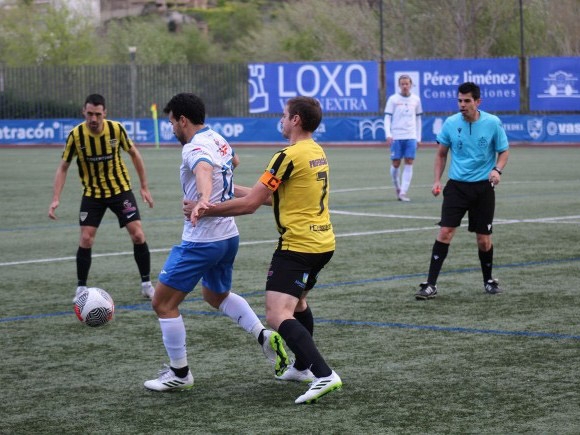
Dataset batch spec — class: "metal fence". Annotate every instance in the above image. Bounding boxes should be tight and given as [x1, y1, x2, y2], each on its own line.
[1, 61, 571, 119]
[0, 63, 260, 119]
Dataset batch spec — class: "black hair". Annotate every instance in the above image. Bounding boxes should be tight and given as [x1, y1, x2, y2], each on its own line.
[163, 93, 205, 125]
[458, 82, 481, 100]
[84, 94, 106, 108]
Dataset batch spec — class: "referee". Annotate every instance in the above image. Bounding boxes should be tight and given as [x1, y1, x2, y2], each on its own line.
[48, 94, 156, 302]
[415, 82, 509, 300]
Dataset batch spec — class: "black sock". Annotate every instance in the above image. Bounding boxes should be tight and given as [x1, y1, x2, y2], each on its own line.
[278, 319, 331, 378]
[427, 240, 449, 285]
[133, 242, 150, 282]
[170, 366, 189, 378]
[258, 329, 266, 346]
[479, 245, 493, 283]
[293, 307, 314, 371]
[76, 247, 91, 286]
[294, 306, 313, 335]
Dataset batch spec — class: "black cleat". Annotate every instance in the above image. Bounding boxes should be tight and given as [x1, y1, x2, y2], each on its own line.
[415, 282, 437, 300]
[484, 279, 503, 294]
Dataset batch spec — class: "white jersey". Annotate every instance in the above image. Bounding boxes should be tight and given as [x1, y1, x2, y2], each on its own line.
[180, 126, 238, 242]
[383, 93, 423, 141]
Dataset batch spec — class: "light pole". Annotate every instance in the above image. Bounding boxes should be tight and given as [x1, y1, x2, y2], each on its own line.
[379, 0, 384, 66]
[379, 0, 385, 111]
[129, 46, 137, 131]
[519, 0, 525, 59]
[518, 0, 527, 113]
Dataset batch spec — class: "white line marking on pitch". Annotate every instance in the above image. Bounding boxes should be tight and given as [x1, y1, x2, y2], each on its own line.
[331, 210, 440, 220]
[1, 213, 578, 267]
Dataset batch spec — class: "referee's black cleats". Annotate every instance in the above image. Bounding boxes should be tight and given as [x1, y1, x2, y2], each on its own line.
[415, 279, 502, 299]
[415, 282, 437, 300]
[484, 279, 503, 294]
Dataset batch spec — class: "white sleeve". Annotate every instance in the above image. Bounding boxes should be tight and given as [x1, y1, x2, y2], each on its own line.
[415, 95, 423, 142]
[416, 115, 422, 142]
[384, 97, 393, 139]
[384, 113, 392, 139]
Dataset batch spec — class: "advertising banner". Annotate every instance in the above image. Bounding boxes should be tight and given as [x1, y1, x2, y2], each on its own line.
[2, 115, 579, 146]
[386, 58, 520, 112]
[529, 57, 580, 111]
[248, 61, 379, 114]
[423, 114, 580, 143]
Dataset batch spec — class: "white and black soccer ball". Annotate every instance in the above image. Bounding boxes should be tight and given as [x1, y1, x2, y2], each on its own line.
[74, 287, 115, 327]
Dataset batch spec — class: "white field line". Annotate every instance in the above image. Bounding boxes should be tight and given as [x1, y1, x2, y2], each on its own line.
[1, 211, 579, 268]
[331, 210, 440, 220]
[332, 179, 579, 194]
[495, 215, 580, 224]
[331, 209, 580, 225]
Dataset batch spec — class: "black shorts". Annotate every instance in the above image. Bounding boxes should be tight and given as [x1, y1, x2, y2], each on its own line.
[439, 179, 495, 234]
[266, 250, 334, 298]
[79, 191, 141, 228]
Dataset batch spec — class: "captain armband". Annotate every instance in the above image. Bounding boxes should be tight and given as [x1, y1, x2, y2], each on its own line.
[259, 170, 282, 192]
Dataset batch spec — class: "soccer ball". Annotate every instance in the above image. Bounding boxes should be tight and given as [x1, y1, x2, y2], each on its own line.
[74, 287, 115, 327]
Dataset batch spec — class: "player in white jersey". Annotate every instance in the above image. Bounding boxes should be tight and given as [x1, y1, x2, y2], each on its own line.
[144, 93, 289, 392]
[179, 129, 239, 243]
[384, 74, 423, 201]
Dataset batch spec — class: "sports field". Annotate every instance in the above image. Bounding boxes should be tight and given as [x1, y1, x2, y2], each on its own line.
[1, 145, 579, 434]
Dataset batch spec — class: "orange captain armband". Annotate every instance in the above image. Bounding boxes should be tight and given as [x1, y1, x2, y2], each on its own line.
[259, 170, 282, 191]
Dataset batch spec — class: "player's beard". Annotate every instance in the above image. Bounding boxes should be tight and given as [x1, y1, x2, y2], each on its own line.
[174, 127, 187, 145]
[175, 132, 185, 145]
[281, 123, 289, 139]
[87, 122, 100, 134]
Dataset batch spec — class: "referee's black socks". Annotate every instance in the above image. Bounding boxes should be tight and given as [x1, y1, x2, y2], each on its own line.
[427, 240, 449, 285]
[479, 245, 494, 283]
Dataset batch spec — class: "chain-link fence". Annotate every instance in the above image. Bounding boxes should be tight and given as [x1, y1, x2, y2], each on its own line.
[0, 63, 259, 119]
[1, 61, 572, 119]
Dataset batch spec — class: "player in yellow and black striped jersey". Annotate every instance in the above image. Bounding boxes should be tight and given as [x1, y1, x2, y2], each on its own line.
[63, 117, 133, 198]
[190, 96, 342, 404]
[48, 94, 156, 301]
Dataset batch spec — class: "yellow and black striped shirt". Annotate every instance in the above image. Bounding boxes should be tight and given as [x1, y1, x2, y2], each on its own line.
[62, 120, 133, 198]
[261, 138, 335, 253]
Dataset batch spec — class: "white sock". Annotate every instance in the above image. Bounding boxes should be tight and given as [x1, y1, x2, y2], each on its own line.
[390, 165, 400, 191]
[159, 315, 188, 369]
[251, 323, 266, 341]
[219, 292, 264, 338]
[401, 165, 413, 194]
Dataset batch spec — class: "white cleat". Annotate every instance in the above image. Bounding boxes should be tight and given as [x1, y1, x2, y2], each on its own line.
[295, 370, 342, 404]
[144, 365, 193, 392]
[275, 364, 315, 383]
[141, 281, 155, 299]
[261, 330, 290, 377]
[73, 286, 87, 303]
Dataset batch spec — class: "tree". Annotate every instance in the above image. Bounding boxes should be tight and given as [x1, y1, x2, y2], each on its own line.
[0, 0, 578, 67]
[237, 0, 380, 61]
[526, 0, 580, 56]
[0, 1, 97, 66]
[102, 16, 213, 65]
[235, 0, 580, 62]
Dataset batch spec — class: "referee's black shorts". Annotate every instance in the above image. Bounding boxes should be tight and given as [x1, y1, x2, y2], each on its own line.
[439, 179, 495, 234]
